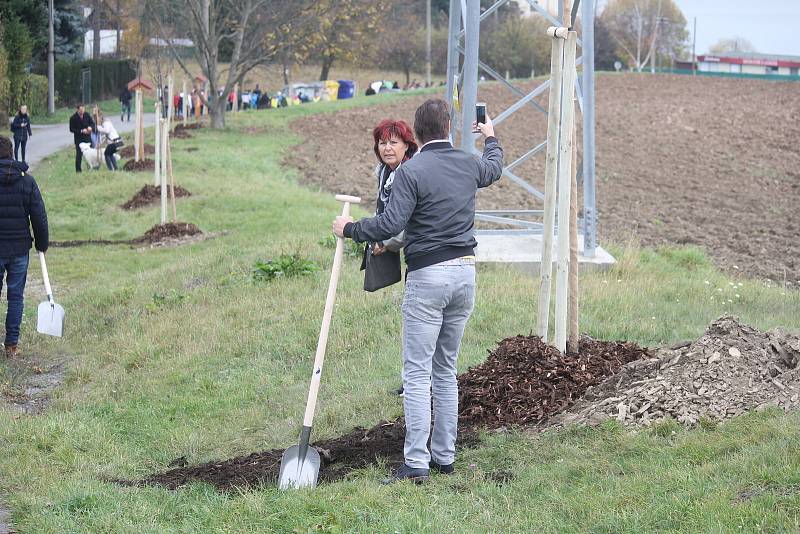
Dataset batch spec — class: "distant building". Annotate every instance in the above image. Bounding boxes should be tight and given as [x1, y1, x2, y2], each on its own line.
[696, 51, 800, 77]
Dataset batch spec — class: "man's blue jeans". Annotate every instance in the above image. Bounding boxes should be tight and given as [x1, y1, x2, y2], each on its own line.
[401, 258, 476, 469]
[0, 254, 29, 345]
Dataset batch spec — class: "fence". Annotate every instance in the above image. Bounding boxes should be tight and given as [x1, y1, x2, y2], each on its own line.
[654, 67, 800, 82]
[33, 59, 137, 106]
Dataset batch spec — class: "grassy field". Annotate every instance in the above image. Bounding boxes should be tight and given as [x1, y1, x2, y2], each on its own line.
[0, 93, 799, 532]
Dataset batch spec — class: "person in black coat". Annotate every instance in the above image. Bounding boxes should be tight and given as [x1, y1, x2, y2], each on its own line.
[10, 105, 32, 164]
[119, 87, 132, 122]
[69, 104, 94, 173]
[0, 136, 49, 358]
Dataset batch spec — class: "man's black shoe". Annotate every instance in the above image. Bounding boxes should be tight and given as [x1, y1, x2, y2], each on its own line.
[429, 460, 455, 475]
[395, 385, 404, 397]
[381, 463, 429, 485]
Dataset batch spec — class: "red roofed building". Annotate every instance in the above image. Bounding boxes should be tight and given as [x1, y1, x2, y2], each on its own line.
[697, 51, 800, 77]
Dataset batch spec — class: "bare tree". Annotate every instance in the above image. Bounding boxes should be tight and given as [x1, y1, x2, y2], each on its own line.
[156, 0, 315, 128]
[709, 36, 756, 55]
[602, 0, 687, 72]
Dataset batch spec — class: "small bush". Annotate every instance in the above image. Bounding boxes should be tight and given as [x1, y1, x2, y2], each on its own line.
[252, 255, 319, 282]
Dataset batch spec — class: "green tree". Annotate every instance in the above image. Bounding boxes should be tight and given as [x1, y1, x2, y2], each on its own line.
[1, 15, 32, 115]
[313, 0, 387, 81]
[481, 14, 551, 79]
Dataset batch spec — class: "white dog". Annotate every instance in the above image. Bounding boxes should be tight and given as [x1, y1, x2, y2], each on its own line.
[78, 142, 120, 170]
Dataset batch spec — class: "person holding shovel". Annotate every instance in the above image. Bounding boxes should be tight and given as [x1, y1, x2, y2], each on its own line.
[0, 136, 49, 358]
[333, 98, 503, 483]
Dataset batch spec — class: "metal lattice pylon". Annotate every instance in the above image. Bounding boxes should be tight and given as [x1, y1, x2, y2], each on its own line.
[445, 0, 597, 256]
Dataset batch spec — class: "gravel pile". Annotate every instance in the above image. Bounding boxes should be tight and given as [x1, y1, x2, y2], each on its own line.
[552, 316, 800, 428]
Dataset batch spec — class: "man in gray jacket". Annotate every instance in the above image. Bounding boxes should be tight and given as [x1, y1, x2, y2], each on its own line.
[333, 98, 503, 483]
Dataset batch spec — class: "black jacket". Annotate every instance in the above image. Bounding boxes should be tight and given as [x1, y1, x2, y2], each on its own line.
[10, 113, 32, 141]
[120, 88, 132, 104]
[69, 111, 94, 145]
[0, 159, 48, 256]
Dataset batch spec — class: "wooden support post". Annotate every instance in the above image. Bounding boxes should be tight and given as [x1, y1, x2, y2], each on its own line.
[554, 30, 578, 354]
[160, 118, 168, 224]
[233, 82, 239, 113]
[167, 72, 174, 127]
[135, 89, 143, 162]
[154, 103, 161, 187]
[93, 107, 101, 169]
[167, 134, 177, 222]
[182, 79, 188, 127]
[567, 96, 580, 355]
[537, 33, 565, 342]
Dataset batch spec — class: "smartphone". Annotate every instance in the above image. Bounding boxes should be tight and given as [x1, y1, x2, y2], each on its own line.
[475, 102, 486, 133]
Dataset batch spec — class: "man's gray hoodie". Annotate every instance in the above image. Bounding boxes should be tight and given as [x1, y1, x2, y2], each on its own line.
[344, 137, 503, 271]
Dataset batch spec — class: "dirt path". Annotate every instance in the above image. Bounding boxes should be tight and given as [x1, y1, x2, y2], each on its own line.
[0, 503, 12, 534]
[285, 74, 800, 285]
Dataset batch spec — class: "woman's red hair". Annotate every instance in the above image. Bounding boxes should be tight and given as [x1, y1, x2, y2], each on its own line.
[372, 119, 418, 163]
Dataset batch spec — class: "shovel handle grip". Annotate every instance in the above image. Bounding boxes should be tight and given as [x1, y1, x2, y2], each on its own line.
[302, 196, 357, 427]
[38, 252, 54, 302]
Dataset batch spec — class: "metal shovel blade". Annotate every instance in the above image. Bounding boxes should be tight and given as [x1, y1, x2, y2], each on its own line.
[278, 444, 320, 490]
[37, 301, 65, 337]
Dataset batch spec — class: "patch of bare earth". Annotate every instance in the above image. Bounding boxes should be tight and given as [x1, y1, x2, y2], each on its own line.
[284, 74, 800, 284]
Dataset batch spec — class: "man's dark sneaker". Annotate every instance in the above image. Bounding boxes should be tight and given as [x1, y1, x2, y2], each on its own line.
[429, 460, 455, 475]
[395, 385, 404, 397]
[381, 463, 429, 485]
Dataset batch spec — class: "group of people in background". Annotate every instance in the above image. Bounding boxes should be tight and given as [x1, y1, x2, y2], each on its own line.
[69, 103, 122, 173]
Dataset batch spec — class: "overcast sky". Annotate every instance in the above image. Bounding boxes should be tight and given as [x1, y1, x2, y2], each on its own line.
[668, 0, 800, 56]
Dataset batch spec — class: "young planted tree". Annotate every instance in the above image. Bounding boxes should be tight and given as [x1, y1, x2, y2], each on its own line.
[601, 0, 688, 72]
[156, 0, 315, 129]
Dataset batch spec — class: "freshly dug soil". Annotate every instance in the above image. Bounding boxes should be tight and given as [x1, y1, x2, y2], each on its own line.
[52, 222, 203, 248]
[458, 336, 650, 428]
[129, 336, 647, 491]
[122, 158, 155, 172]
[133, 222, 202, 244]
[172, 129, 193, 139]
[174, 123, 203, 131]
[118, 144, 154, 158]
[285, 74, 800, 284]
[551, 316, 800, 428]
[128, 418, 479, 491]
[120, 185, 192, 210]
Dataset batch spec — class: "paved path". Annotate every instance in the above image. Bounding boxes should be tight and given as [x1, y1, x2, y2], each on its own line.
[23, 112, 156, 170]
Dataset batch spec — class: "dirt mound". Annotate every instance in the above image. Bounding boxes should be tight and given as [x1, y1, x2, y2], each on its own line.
[122, 159, 155, 172]
[127, 418, 479, 491]
[174, 123, 203, 131]
[120, 185, 192, 210]
[458, 336, 650, 428]
[552, 317, 800, 428]
[133, 222, 202, 244]
[285, 74, 800, 283]
[172, 129, 192, 139]
[118, 144, 154, 158]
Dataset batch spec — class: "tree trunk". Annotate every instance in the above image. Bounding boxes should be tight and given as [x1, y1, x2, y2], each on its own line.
[92, 0, 101, 59]
[319, 54, 334, 81]
[115, 0, 121, 58]
[209, 98, 226, 129]
[404, 65, 411, 87]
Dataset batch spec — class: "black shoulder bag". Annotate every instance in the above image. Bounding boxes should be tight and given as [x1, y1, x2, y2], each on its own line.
[361, 244, 401, 292]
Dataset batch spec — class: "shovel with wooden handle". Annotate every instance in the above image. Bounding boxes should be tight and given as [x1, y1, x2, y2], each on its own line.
[278, 194, 361, 490]
[36, 252, 65, 337]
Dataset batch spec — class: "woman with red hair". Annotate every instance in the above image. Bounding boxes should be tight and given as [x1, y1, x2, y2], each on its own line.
[365, 119, 417, 397]
[368, 119, 418, 256]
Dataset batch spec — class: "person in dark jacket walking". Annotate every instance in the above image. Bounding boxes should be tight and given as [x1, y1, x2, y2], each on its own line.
[10, 105, 32, 164]
[334, 98, 503, 483]
[119, 86, 132, 122]
[69, 104, 94, 173]
[0, 135, 49, 358]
